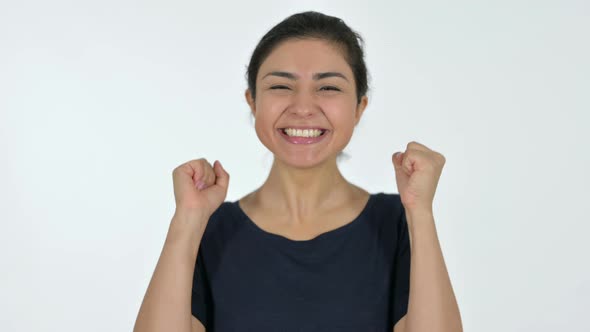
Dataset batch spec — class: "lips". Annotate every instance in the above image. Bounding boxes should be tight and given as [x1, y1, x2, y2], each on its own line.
[278, 125, 329, 131]
[278, 127, 329, 137]
[277, 128, 329, 144]
[279, 128, 328, 135]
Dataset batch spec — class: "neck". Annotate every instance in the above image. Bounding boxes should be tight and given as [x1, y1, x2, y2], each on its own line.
[254, 156, 353, 223]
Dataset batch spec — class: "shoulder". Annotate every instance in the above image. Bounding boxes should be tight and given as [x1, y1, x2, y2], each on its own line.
[369, 192, 408, 235]
[372, 192, 405, 216]
[200, 200, 239, 241]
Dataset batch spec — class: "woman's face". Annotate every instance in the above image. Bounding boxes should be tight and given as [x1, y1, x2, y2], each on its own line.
[245, 38, 368, 169]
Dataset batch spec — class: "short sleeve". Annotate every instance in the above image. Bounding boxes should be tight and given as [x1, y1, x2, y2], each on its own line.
[191, 248, 213, 329]
[391, 203, 411, 327]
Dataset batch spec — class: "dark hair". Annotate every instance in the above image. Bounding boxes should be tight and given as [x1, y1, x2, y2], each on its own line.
[245, 11, 370, 105]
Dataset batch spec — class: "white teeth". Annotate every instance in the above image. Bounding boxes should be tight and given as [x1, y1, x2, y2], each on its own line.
[283, 128, 325, 138]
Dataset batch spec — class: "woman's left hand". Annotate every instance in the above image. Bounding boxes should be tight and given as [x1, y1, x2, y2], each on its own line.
[392, 141, 446, 214]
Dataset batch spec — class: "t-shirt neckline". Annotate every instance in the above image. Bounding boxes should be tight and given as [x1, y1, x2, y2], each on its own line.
[232, 193, 377, 245]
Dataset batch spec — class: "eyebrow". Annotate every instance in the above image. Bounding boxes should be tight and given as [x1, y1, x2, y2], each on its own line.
[262, 71, 349, 82]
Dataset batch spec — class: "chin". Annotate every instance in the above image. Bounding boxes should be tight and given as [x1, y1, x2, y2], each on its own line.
[274, 152, 337, 170]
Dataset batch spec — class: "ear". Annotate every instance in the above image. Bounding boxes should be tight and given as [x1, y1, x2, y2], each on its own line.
[354, 95, 368, 126]
[245, 89, 256, 117]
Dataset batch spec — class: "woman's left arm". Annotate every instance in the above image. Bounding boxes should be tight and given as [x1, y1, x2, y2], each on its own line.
[391, 142, 463, 332]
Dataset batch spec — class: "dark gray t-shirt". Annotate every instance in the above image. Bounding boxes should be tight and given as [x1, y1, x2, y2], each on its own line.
[191, 192, 411, 331]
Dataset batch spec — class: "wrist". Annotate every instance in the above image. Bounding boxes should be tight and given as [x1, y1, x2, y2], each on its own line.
[173, 208, 210, 224]
[406, 208, 434, 220]
[168, 210, 209, 241]
[405, 208, 435, 232]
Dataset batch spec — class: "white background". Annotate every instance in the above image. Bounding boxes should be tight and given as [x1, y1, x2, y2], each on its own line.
[1, 0, 588, 331]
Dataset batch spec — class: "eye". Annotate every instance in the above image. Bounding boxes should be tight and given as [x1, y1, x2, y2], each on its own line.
[270, 85, 290, 90]
[320, 86, 340, 91]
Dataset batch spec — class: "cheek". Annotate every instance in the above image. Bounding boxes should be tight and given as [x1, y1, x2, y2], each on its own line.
[253, 102, 280, 138]
[254, 99, 285, 127]
[256, 94, 357, 128]
[323, 102, 358, 125]
[259, 95, 288, 113]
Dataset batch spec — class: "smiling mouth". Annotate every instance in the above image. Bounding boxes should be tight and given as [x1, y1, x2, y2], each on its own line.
[279, 128, 328, 137]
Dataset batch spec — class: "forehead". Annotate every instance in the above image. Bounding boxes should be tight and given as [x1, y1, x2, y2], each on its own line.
[258, 38, 352, 79]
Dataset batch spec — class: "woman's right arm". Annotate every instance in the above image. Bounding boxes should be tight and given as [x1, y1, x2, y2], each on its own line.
[133, 210, 208, 332]
[133, 158, 230, 332]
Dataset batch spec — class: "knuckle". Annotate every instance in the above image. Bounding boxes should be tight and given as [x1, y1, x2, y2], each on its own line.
[193, 158, 206, 167]
[172, 164, 184, 174]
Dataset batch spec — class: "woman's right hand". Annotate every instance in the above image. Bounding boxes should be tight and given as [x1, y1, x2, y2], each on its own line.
[172, 158, 230, 222]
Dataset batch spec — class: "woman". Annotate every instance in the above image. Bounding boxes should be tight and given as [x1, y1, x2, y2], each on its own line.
[134, 11, 462, 332]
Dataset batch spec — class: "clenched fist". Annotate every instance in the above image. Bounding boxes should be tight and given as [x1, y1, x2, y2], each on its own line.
[392, 141, 445, 214]
[172, 158, 230, 221]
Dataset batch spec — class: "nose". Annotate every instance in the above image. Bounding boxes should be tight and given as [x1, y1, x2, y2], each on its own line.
[289, 89, 319, 117]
